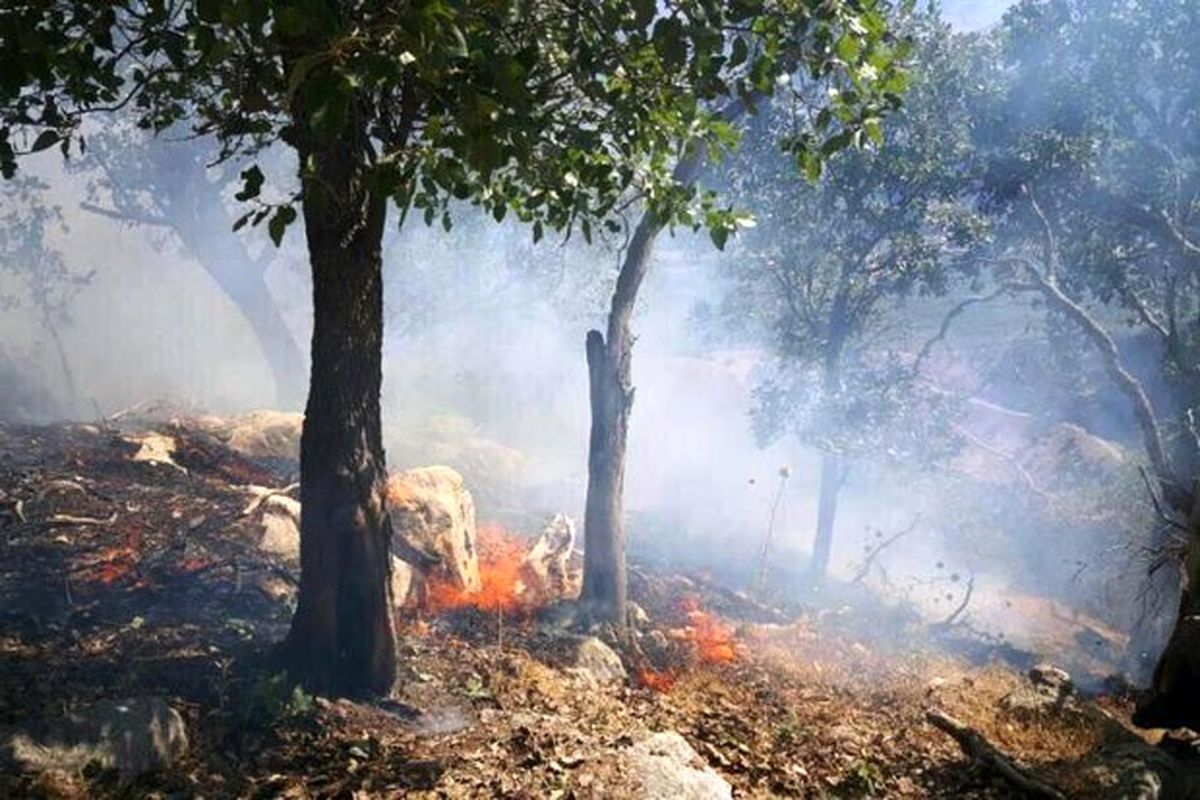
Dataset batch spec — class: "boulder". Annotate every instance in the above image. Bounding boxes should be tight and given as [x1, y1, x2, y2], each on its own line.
[567, 636, 627, 686]
[517, 514, 579, 604]
[7, 697, 187, 781]
[386, 466, 481, 597]
[256, 494, 301, 560]
[178, 410, 303, 462]
[618, 731, 732, 800]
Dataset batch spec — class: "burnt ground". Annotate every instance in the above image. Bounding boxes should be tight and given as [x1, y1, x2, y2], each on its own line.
[0, 419, 1162, 798]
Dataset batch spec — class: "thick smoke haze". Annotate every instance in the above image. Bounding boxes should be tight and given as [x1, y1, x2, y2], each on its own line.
[0, 0, 1178, 686]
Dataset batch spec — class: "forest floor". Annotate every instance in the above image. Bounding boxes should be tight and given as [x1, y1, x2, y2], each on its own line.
[0, 417, 1173, 798]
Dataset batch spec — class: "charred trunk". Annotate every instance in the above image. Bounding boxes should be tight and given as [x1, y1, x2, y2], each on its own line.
[1134, 488, 1200, 730]
[279, 129, 397, 696]
[809, 451, 842, 582]
[581, 215, 659, 635]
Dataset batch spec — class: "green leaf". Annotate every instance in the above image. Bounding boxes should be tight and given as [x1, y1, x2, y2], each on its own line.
[235, 165, 265, 202]
[31, 130, 60, 153]
[268, 205, 297, 247]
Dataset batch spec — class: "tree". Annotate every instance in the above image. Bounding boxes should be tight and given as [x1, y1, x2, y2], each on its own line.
[2, 0, 896, 693]
[712, 8, 978, 584]
[577, 2, 912, 632]
[943, 0, 1200, 723]
[0, 176, 91, 415]
[74, 130, 307, 407]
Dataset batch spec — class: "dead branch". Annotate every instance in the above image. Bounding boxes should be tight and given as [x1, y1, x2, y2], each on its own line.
[850, 515, 920, 584]
[43, 511, 118, 527]
[925, 708, 1067, 800]
[913, 286, 1022, 377]
[1138, 466, 1190, 534]
[935, 572, 975, 629]
[239, 483, 300, 517]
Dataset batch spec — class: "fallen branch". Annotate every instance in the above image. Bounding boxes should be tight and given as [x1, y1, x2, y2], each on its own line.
[239, 483, 300, 517]
[43, 511, 119, 527]
[925, 708, 1067, 800]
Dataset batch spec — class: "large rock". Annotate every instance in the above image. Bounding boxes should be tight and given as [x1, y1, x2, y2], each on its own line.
[179, 410, 303, 462]
[569, 636, 627, 686]
[386, 466, 481, 599]
[618, 731, 732, 800]
[256, 494, 301, 559]
[517, 514, 580, 605]
[7, 697, 188, 781]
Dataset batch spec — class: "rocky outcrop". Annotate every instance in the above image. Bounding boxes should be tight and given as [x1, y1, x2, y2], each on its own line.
[386, 466, 481, 603]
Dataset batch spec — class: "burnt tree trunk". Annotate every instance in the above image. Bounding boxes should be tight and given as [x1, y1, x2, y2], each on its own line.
[279, 128, 397, 696]
[582, 214, 660, 635]
[1134, 490, 1200, 729]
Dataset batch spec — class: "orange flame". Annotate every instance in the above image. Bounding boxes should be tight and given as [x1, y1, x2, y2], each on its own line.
[679, 597, 738, 665]
[637, 669, 678, 693]
[426, 524, 531, 614]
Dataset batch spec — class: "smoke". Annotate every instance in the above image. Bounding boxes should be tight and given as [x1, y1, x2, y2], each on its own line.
[0, 0, 1182, 684]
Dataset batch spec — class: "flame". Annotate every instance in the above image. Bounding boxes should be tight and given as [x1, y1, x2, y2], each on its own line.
[425, 524, 531, 614]
[82, 546, 138, 585]
[679, 597, 738, 665]
[637, 669, 678, 693]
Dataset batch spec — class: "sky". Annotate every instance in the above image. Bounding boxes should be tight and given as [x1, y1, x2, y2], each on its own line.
[938, 0, 1015, 30]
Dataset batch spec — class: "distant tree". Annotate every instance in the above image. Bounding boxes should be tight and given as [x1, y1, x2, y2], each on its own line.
[714, 9, 980, 584]
[938, 0, 1200, 723]
[2, 0, 900, 691]
[578, 1, 909, 632]
[0, 177, 91, 414]
[74, 130, 307, 407]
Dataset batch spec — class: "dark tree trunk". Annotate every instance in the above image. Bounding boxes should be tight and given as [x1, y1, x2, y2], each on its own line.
[198, 255, 307, 409]
[809, 451, 842, 582]
[808, 289, 849, 584]
[279, 129, 397, 696]
[582, 215, 660, 635]
[1135, 490, 1200, 729]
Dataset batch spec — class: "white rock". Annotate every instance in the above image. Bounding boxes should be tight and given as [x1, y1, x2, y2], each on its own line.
[620, 731, 732, 800]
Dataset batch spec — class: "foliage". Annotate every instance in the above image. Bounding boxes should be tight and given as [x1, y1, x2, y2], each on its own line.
[976, 0, 1200, 469]
[0, 0, 908, 247]
[715, 7, 980, 460]
[237, 670, 314, 727]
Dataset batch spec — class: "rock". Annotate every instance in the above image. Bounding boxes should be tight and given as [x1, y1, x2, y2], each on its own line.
[179, 410, 303, 461]
[517, 514, 579, 604]
[386, 466, 480, 596]
[569, 636, 627, 686]
[618, 731, 732, 799]
[391, 555, 417, 606]
[1029, 663, 1074, 696]
[7, 697, 188, 781]
[257, 494, 301, 559]
[124, 431, 185, 472]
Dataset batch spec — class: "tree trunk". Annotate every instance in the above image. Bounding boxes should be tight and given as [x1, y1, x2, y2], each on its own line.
[1134, 490, 1200, 730]
[279, 131, 397, 696]
[581, 214, 660, 635]
[809, 451, 842, 582]
[200, 260, 307, 409]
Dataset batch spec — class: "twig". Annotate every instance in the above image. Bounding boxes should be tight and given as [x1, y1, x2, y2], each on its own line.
[1138, 466, 1190, 533]
[935, 572, 975, 628]
[755, 468, 790, 594]
[925, 709, 1067, 800]
[850, 516, 920, 584]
